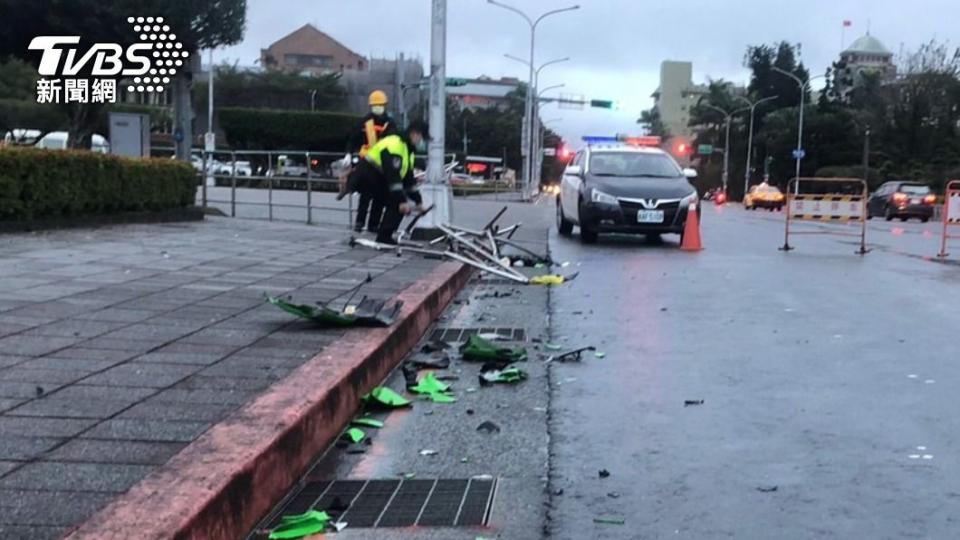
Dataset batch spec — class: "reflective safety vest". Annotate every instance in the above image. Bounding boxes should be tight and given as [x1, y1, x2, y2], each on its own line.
[364, 135, 413, 179]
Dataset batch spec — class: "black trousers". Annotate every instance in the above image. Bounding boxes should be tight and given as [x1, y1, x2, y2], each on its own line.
[355, 191, 384, 231]
[352, 163, 403, 244]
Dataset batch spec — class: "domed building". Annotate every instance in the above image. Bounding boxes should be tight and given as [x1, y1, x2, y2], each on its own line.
[834, 33, 897, 100]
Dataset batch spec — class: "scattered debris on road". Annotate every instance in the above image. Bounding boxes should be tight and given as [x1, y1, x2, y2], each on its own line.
[461, 334, 527, 362]
[476, 420, 501, 434]
[599, 469, 611, 478]
[268, 510, 330, 539]
[593, 516, 625, 525]
[479, 364, 528, 385]
[419, 449, 438, 456]
[363, 387, 411, 409]
[350, 206, 575, 285]
[684, 399, 705, 406]
[756, 485, 779, 493]
[350, 417, 384, 429]
[545, 346, 596, 363]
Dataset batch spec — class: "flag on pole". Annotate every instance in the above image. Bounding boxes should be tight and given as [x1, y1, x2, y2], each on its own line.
[843, 20, 852, 27]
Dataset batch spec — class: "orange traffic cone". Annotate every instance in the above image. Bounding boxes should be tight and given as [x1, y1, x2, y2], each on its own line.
[680, 203, 703, 251]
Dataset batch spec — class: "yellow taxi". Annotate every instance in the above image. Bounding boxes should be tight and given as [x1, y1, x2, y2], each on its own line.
[743, 182, 785, 211]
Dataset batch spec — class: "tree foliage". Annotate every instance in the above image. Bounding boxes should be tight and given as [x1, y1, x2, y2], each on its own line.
[194, 64, 346, 117]
[689, 39, 960, 195]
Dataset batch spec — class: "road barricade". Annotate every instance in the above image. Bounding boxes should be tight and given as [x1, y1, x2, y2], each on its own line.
[937, 180, 960, 258]
[780, 177, 868, 255]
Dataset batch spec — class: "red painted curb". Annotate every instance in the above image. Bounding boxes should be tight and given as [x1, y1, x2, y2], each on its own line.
[64, 261, 472, 540]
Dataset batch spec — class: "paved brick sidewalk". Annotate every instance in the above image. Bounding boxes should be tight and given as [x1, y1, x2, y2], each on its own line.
[0, 217, 437, 540]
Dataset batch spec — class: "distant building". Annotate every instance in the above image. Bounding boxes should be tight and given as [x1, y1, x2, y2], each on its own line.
[834, 33, 897, 100]
[651, 61, 707, 138]
[260, 24, 366, 75]
[447, 76, 521, 111]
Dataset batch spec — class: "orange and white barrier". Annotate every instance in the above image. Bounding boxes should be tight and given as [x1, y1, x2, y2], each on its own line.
[937, 180, 960, 258]
[780, 177, 868, 255]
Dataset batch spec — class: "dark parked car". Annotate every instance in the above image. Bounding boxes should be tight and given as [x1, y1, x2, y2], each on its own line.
[556, 143, 699, 243]
[867, 181, 936, 222]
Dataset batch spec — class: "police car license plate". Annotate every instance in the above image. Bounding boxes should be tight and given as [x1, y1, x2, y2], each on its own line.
[637, 210, 664, 223]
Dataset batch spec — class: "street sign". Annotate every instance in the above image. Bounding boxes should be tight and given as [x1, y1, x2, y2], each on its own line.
[204, 132, 216, 152]
[543, 148, 557, 157]
[590, 99, 615, 109]
[792, 148, 806, 159]
[698, 144, 714, 155]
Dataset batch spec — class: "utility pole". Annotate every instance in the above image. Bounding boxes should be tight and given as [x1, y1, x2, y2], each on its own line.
[487, 1, 579, 200]
[462, 117, 468, 155]
[863, 124, 871, 183]
[703, 103, 749, 195]
[737, 95, 778, 199]
[772, 67, 825, 193]
[417, 0, 453, 234]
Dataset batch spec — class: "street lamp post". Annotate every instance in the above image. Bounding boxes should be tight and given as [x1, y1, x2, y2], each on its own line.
[535, 84, 564, 183]
[737, 95, 778, 198]
[504, 53, 570, 195]
[771, 67, 826, 192]
[488, 0, 579, 200]
[703, 103, 749, 194]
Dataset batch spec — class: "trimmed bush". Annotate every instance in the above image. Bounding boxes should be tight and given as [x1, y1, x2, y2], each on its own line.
[0, 148, 196, 221]
[219, 107, 360, 151]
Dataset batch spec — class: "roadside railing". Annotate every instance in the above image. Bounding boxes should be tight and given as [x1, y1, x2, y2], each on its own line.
[152, 147, 529, 227]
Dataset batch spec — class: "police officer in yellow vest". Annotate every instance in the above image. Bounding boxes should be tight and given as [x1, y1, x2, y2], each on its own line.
[349, 121, 428, 244]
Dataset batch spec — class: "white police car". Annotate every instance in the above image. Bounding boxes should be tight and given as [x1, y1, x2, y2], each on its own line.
[557, 140, 699, 243]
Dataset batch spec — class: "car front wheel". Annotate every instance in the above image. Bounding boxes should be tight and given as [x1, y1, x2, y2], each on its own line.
[557, 197, 573, 236]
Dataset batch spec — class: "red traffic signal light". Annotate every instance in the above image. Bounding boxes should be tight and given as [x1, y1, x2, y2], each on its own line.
[559, 146, 572, 160]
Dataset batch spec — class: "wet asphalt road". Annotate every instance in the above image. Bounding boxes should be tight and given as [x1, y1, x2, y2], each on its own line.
[251, 199, 960, 539]
[548, 204, 960, 539]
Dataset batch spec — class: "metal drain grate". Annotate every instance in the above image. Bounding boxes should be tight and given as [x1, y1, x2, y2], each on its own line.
[264, 477, 497, 529]
[430, 327, 525, 343]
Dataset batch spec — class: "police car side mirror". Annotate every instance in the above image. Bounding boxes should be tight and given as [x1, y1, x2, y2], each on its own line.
[683, 168, 698, 179]
[565, 165, 583, 178]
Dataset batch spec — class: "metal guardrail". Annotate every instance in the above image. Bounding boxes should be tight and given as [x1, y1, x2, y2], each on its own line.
[152, 147, 356, 229]
[153, 147, 528, 227]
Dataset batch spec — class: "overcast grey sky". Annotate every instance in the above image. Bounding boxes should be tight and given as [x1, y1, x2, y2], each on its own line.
[217, 0, 957, 144]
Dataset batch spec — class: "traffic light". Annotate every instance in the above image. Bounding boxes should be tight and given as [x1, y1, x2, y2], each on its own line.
[559, 146, 572, 160]
[590, 99, 614, 109]
[672, 139, 692, 157]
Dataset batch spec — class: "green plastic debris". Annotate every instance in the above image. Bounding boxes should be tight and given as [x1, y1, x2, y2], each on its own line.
[425, 392, 457, 403]
[351, 417, 384, 429]
[269, 510, 330, 539]
[343, 427, 365, 444]
[479, 365, 528, 385]
[410, 372, 450, 394]
[266, 296, 355, 326]
[593, 516, 625, 525]
[594, 351, 606, 358]
[544, 342, 563, 351]
[410, 372, 456, 403]
[363, 387, 412, 408]
[461, 334, 527, 363]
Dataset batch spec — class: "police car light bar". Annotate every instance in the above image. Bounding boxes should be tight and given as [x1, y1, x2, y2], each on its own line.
[620, 135, 662, 147]
[581, 136, 619, 144]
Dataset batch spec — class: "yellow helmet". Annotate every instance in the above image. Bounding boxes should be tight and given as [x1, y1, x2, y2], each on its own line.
[369, 90, 389, 106]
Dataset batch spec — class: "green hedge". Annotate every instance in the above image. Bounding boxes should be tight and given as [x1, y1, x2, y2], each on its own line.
[219, 107, 360, 151]
[0, 148, 196, 221]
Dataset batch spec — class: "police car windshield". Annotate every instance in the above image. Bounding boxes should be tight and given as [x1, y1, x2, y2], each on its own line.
[589, 152, 681, 178]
